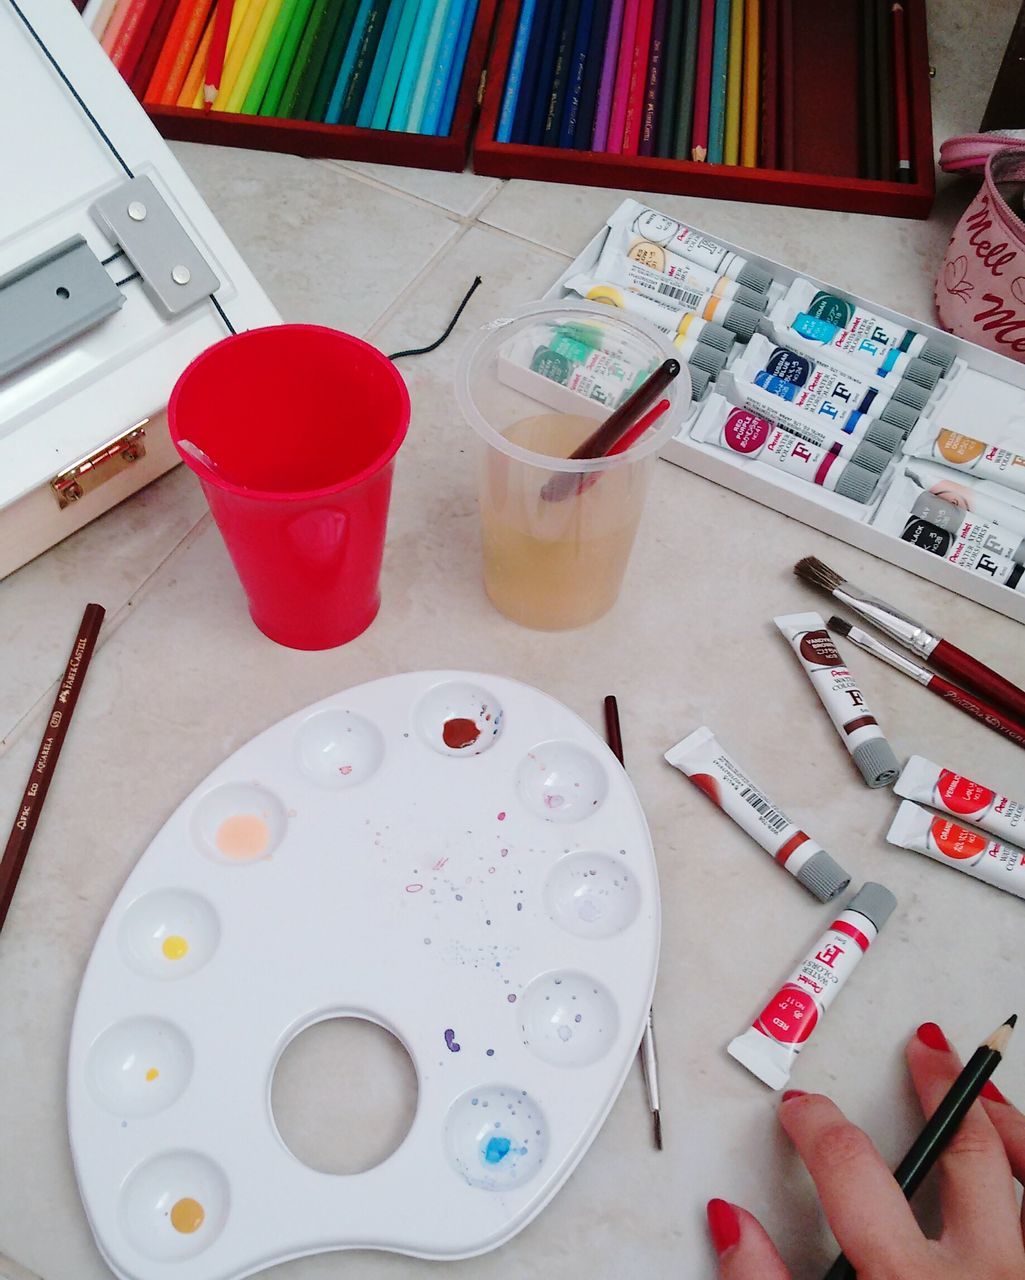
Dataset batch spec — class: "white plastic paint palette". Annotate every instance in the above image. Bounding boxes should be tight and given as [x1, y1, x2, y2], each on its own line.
[68, 672, 660, 1279]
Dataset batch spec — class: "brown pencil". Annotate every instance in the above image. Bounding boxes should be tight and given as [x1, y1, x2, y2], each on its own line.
[0, 603, 105, 933]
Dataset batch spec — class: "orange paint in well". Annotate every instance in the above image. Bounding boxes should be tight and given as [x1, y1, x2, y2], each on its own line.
[215, 813, 270, 860]
[170, 1197, 205, 1233]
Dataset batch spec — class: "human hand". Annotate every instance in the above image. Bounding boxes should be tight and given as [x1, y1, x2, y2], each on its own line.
[707, 1022, 1025, 1278]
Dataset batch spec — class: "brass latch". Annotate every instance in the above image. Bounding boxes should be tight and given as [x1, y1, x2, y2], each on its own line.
[50, 422, 148, 510]
[477, 68, 487, 106]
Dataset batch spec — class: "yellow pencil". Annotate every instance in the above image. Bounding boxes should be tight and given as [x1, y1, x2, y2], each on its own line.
[225, 0, 285, 112]
[740, 0, 760, 167]
[188, 0, 253, 108]
[179, 11, 217, 105]
[214, 0, 270, 111]
[723, 0, 744, 165]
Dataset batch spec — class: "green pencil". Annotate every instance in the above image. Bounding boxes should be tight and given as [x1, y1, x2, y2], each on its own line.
[242, 0, 299, 113]
[339, 0, 391, 123]
[656, 0, 686, 156]
[371, 0, 421, 128]
[673, 0, 700, 158]
[280, 0, 334, 116]
[260, 0, 316, 115]
[307, 0, 361, 118]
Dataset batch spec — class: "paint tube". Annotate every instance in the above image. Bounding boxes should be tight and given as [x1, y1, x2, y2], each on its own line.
[731, 333, 927, 437]
[727, 882, 897, 1090]
[772, 280, 955, 377]
[904, 460, 1025, 540]
[763, 319, 945, 395]
[691, 396, 882, 502]
[904, 420, 1025, 498]
[721, 372, 904, 458]
[895, 756, 1025, 847]
[664, 726, 851, 902]
[774, 612, 899, 787]
[618, 201, 775, 292]
[564, 274, 762, 343]
[887, 800, 1025, 901]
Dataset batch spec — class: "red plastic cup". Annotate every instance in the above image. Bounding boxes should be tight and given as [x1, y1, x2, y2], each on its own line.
[168, 325, 409, 650]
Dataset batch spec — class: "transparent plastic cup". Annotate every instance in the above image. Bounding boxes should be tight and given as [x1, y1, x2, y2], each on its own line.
[456, 301, 689, 630]
[168, 325, 410, 651]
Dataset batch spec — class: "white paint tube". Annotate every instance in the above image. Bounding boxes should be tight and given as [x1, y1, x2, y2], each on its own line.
[564, 274, 762, 342]
[727, 883, 897, 1089]
[731, 333, 927, 437]
[887, 800, 1025, 901]
[721, 372, 904, 458]
[895, 756, 1025, 848]
[664, 726, 850, 901]
[772, 279, 955, 377]
[904, 460, 1025, 540]
[904, 420, 1025, 499]
[616, 200, 775, 292]
[762, 319, 945, 397]
[774, 612, 899, 787]
[691, 396, 882, 502]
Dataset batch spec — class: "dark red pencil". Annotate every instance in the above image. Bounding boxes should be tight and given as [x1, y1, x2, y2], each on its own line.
[891, 1, 912, 182]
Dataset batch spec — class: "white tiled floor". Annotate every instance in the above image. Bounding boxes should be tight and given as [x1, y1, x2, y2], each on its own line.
[3, 2, 1025, 1277]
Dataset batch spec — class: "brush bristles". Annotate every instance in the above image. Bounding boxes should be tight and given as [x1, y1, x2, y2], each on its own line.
[794, 556, 845, 595]
[828, 616, 852, 636]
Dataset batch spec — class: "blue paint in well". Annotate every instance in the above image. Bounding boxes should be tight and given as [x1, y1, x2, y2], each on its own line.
[484, 1135, 511, 1163]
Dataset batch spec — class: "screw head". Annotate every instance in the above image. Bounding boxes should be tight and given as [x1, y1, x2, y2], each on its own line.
[127, 201, 147, 221]
[171, 265, 192, 285]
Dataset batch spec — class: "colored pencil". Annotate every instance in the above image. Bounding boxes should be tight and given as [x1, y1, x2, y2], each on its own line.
[307, 0, 360, 118]
[129, 0, 180, 92]
[528, 0, 565, 143]
[758, 0, 777, 166]
[654, 0, 683, 156]
[638, 0, 667, 156]
[778, 0, 794, 167]
[673, 0, 700, 157]
[892, 1, 912, 181]
[497, 0, 538, 142]
[406, 0, 452, 132]
[690, 0, 715, 160]
[739, 0, 759, 164]
[706, 0, 730, 163]
[560, 0, 596, 148]
[876, 0, 895, 179]
[241, 0, 297, 109]
[0, 605, 105, 935]
[591, 0, 623, 149]
[510, 0, 549, 142]
[260, 0, 315, 115]
[357, 0, 404, 124]
[622, 0, 654, 154]
[283, 0, 338, 118]
[544, 0, 582, 145]
[101, 0, 135, 53]
[227, 0, 286, 111]
[110, 0, 163, 71]
[606, 0, 639, 153]
[212, 0, 268, 109]
[340, 0, 392, 123]
[178, 8, 217, 104]
[437, 0, 477, 132]
[372, 0, 420, 127]
[574, 0, 611, 149]
[723, 0, 743, 163]
[388, 0, 436, 130]
[204, 0, 236, 105]
[859, 0, 880, 177]
[91, 0, 121, 38]
[294, 0, 351, 118]
[422, 0, 470, 134]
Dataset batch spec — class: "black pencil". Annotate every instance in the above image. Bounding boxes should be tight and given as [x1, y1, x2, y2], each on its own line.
[823, 1015, 1018, 1280]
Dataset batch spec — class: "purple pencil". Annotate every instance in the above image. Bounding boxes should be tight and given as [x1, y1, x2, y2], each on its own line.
[639, 0, 668, 156]
[592, 0, 625, 150]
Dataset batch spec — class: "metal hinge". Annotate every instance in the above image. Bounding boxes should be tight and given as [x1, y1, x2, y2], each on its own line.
[50, 422, 148, 509]
[477, 68, 487, 106]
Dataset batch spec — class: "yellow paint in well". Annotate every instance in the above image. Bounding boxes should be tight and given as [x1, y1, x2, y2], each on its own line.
[145, 1067, 159, 1082]
[170, 1197, 205, 1234]
[215, 813, 270, 861]
[162, 934, 189, 961]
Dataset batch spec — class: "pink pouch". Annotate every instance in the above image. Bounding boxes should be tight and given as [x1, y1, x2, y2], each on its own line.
[936, 139, 1025, 360]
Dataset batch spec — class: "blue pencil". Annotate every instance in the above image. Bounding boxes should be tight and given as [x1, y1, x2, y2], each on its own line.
[357, 0, 404, 125]
[324, 0, 374, 122]
[510, 0, 549, 142]
[706, 0, 731, 164]
[573, 0, 609, 148]
[389, 0, 437, 129]
[437, 0, 477, 132]
[422, 0, 469, 133]
[558, 0, 595, 148]
[371, 0, 420, 127]
[528, 0, 564, 143]
[406, 0, 452, 131]
[496, 0, 537, 142]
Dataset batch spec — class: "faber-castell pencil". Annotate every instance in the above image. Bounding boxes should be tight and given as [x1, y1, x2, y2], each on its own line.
[574, 0, 610, 148]
[510, 0, 548, 142]
[706, 0, 730, 163]
[529, 0, 565, 143]
[638, 0, 667, 156]
[673, 0, 700, 157]
[388, 0, 435, 130]
[289, 0, 348, 118]
[213, 0, 269, 110]
[437, 0, 477, 132]
[356, 0, 402, 124]
[130, 0, 180, 96]
[560, 0, 597, 149]
[739, 0, 759, 165]
[229, 0, 286, 110]
[823, 1016, 1018, 1280]
[340, 0, 391, 124]
[545, 0, 582, 145]
[892, 1, 912, 181]
[497, 0, 537, 142]
[406, 0, 451, 133]
[607, 0, 639, 153]
[370, 0, 418, 127]
[420, 0, 467, 133]
[859, 0, 880, 177]
[690, 0, 715, 160]
[240, 0, 295, 110]
[260, 0, 315, 114]
[204, 0, 237, 105]
[278, 0, 331, 116]
[592, 0, 624, 149]
[622, 0, 655, 154]
[654, 0, 683, 156]
[147, 0, 212, 102]
[876, 0, 895, 180]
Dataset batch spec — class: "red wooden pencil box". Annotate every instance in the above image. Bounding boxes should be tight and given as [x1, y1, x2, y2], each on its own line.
[473, 0, 936, 218]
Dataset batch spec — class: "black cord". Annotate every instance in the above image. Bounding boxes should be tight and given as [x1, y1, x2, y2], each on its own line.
[389, 276, 482, 361]
[114, 271, 141, 287]
[101, 249, 125, 266]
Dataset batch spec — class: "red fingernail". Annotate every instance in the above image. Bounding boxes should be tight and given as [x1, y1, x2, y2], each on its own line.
[707, 1198, 741, 1255]
[782, 1089, 807, 1102]
[982, 1080, 1009, 1105]
[916, 1022, 949, 1051]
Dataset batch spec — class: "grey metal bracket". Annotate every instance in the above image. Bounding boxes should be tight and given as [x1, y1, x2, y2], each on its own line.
[0, 235, 125, 380]
[90, 175, 220, 319]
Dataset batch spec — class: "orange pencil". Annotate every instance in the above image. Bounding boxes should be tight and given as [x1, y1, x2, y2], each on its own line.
[178, 12, 217, 105]
[204, 0, 236, 108]
[146, 0, 212, 102]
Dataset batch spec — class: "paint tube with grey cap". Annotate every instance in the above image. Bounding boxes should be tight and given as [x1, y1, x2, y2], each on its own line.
[620, 201, 776, 292]
[664, 726, 851, 902]
[564, 274, 763, 343]
[894, 756, 1025, 847]
[692, 396, 883, 502]
[887, 801, 1025, 901]
[904, 460, 1025, 540]
[774, 612, 900, 788]
[727, 882, 897, 1089]
[762, 319, 945, 395]
[904, 421, 1025, 498]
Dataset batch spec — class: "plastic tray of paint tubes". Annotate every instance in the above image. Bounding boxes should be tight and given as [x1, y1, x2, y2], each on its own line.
[67, 672, 660, 1280]
[520, 198, 1025, 626]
